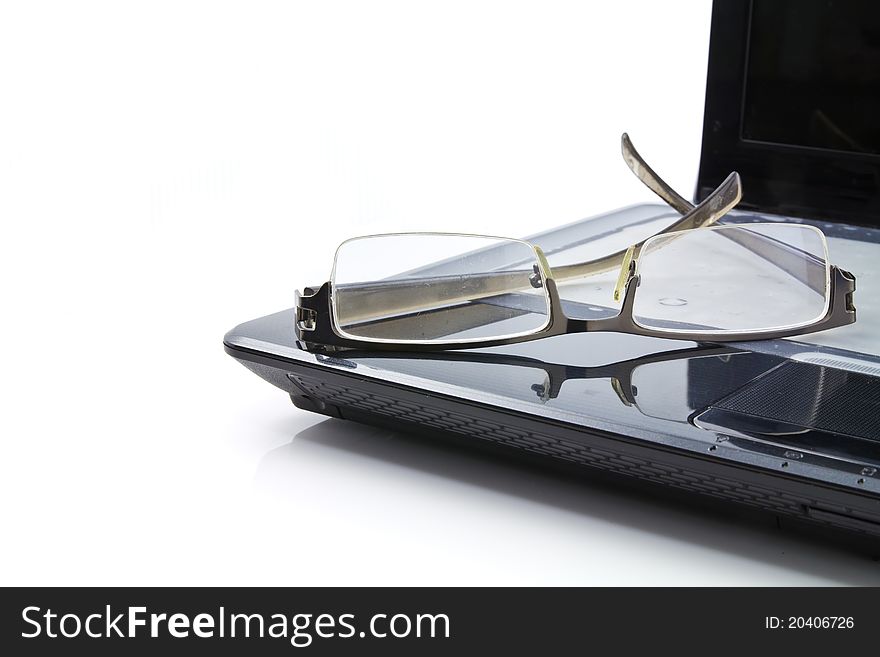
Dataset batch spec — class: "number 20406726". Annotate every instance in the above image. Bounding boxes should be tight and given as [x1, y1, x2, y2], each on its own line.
[765, 617, 854, 630]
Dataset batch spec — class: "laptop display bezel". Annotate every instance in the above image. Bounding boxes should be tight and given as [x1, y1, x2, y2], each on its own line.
[696, 0, 880, 227]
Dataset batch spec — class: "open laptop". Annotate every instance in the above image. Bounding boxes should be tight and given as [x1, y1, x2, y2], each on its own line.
[225, 0, 880, 550]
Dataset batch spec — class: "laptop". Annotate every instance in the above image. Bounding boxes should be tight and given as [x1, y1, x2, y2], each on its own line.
[225, 0, 880, 551]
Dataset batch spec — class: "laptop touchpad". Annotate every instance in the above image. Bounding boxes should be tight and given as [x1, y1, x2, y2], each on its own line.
[694, 361, 880, 467]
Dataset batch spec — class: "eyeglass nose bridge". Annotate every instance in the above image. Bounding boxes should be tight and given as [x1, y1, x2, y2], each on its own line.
[545, 263, 642, 338]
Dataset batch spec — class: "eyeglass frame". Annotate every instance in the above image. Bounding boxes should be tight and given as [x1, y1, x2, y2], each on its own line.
[295, 136, 856, 352]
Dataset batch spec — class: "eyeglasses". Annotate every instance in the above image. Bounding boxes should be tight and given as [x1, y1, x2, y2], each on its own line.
[295, 135, 856, 352]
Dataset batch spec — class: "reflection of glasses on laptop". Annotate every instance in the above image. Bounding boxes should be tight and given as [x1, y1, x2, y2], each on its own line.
[296, 134, 857, 352]
[324, 342, 750, 410]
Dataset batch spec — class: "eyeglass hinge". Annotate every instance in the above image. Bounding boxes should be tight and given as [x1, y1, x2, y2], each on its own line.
[296, 306, 317, 332]
[529, 264, 544, 289]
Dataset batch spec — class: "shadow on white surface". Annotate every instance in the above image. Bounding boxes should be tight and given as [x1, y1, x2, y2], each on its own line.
[254, 417, 880, 586]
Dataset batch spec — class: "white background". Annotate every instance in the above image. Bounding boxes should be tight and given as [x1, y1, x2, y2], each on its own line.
[2, 0, 877, 585]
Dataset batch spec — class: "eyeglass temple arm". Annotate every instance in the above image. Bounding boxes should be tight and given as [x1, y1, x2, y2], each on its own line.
[621, 134, 825, 293]
[560, 135, 824, 295]
[550, 166, 742, 281]
[620, 132, 693, 214]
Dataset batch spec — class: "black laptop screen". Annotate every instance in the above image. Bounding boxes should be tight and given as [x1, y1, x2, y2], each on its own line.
[742, 0, 880, 155]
